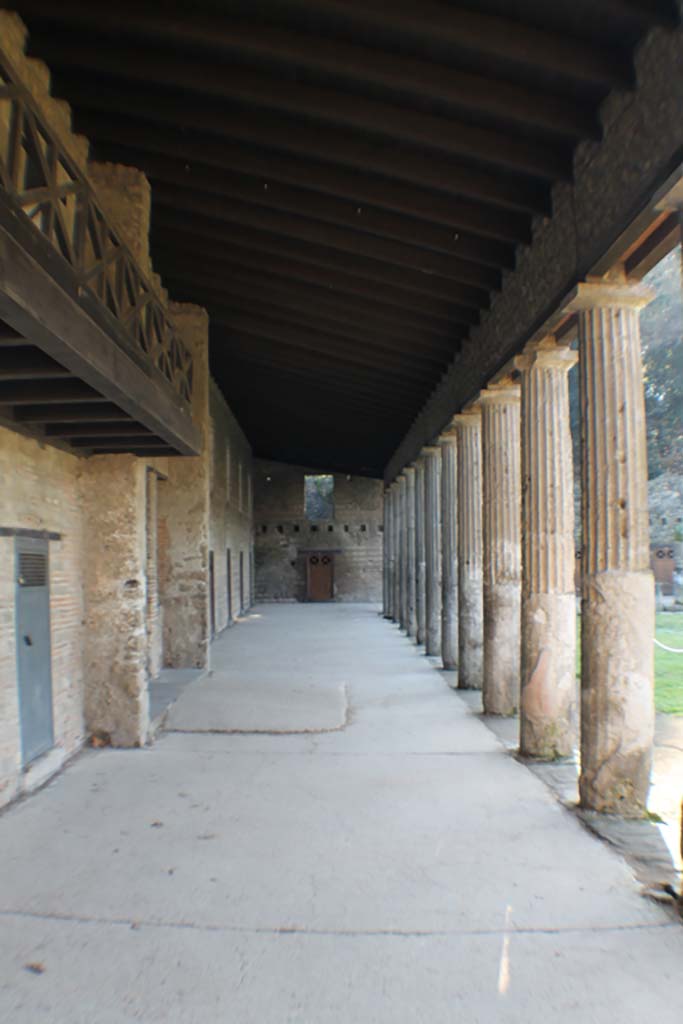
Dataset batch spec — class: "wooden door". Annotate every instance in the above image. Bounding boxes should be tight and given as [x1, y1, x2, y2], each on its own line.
[306, 553, 334, 601]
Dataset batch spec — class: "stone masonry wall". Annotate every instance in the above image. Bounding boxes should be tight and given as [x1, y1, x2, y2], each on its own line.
[254, 460, 383, 603]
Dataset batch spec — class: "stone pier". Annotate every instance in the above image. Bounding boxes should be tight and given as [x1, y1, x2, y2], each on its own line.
[440, 426, 458, 674]
[423, 446, 442, 657]
[570, 278, 655, 815]
[517, 339, 578, 759]
[481, 384, 521, 715]
[398, 474, 408, 631]
[415, 455, 427, 646]
[391, 480, 401, 624]
[454, 409, 484, 689]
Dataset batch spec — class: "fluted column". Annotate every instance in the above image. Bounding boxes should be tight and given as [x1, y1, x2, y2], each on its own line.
[405, 466, 418, 638]
[516, 339, 578, 758]
[397, 474, 408, 630]
[570, 277, 655, 815]
[391, 481, 401, 623]
[424, 445, 442, 657]
[481, 383, 521, 715]
[383, 486, 391, 619]
[454, 408, 483, 689]
[415, 455, 427, 645]
[440, 426, 459, 674]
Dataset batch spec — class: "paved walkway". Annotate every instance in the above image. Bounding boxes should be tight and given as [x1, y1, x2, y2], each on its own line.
[1, 603, 682, 1023]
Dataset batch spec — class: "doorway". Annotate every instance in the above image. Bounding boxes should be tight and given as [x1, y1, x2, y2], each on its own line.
[15, 537, 53, 766]
[306, 552, 334, 601]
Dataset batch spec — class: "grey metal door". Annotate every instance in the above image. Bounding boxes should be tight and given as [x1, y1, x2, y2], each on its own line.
[15, 537, 53, 765]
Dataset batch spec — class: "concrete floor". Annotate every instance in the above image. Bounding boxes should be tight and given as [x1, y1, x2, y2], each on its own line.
[1, 603, 683, 1023]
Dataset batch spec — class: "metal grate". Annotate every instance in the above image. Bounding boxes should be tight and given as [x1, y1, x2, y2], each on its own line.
[18, 552, 48, 587]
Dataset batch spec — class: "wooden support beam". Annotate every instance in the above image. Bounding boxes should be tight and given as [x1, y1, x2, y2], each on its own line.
[151, 219, 500, 295]
[35, 36, 570, 180]
[171, 276, 456, 344]
[0, 219, 201, 454]
[14, 403, 134, 423]
[212, 311, 448, 375]
[211, 305, 454, 366]
[69, 436, 169, 448]
[151, 189, 494, 303]
[60, 78, 551, 214]
[209, 294, 455, 361]
[81, 115, 531, 245]
[16, 2, 601, 137]
[158, 253, 478, 327]
[0, 348, 72, 379]
[99, 142, 517, 268]
[0, 380, 106, 404]
[44, 422, 149, 437]
[95, 447, 178, 456]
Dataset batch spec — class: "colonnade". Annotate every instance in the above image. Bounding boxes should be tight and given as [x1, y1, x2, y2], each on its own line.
[383, 275, 655, 817]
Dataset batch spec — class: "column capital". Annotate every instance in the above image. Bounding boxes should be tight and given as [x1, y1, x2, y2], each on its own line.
[564, 278, 654, 313]
[438, 421, 459, 444]
[515, 336, 578, 374]
[479, 382, 521, 405]
[452, 406, 482, 426]
[421, 444, 441, 457]
[404, 464, 416, 477]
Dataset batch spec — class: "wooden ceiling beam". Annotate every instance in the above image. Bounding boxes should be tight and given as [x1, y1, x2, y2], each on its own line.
[79, 115, 531, 245]
[44, 422, 150, 437]
[14, 403, 132, 423]
[0, 348, 71, 379]
[208, 294, 456, 361]
[215, 327, 436, 387]
[0, 381, 106, 404]
[212, 313, 447, 379]
[151, 216, 494, 306]
[58, 78, 550, 214]
[158, 255, 478, 326]
[94, 137, 517, 267]
[35, 35, 570, 180]
[15, 1, 600, 137]
[173, 277, 457, 346]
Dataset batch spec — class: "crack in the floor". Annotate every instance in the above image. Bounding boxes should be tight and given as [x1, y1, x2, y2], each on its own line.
[0, 907, 677, 939]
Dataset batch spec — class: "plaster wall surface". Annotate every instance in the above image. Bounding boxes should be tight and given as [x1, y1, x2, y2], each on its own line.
[254, 460, 383, 602]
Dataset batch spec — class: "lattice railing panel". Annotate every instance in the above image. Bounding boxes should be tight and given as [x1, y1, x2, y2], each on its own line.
[0, 55, 193, 405]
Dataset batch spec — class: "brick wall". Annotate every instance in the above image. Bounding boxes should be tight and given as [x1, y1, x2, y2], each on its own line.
[254, 459, 383, 603]
[0, 426, 86, 807]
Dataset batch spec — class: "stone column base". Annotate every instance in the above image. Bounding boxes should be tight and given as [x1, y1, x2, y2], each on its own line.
[483, 580, 520, 715]
[520, 592, 577, 759]
[459, 574, 483, 690]
[579, 570, 654, 816]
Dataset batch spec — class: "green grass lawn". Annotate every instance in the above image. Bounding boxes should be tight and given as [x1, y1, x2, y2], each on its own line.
[653, 612, 683, 714]
[576, 611, 683, 715]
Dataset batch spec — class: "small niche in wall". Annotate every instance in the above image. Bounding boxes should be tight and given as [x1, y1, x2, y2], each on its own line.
[344, 525, 349, 532]
[261, 525, 267, 534]
[378, 525, 384, 533]
[311, 524, 318, 532]
[293, 524, 300, 533]
[360, 524, 367, 532]
[328, 525, 334, 532]
[277, 525, 284, 534]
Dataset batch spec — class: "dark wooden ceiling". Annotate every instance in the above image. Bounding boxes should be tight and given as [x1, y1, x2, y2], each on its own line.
[10, 0, 679, 475]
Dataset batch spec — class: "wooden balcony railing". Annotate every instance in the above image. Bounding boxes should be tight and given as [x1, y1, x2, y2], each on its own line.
[0, 50, 193, 406]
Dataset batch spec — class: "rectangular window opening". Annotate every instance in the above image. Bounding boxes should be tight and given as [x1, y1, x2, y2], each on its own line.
[304, 474, 334, 521]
